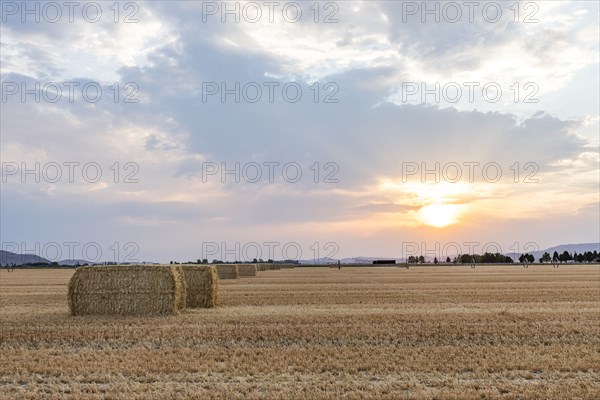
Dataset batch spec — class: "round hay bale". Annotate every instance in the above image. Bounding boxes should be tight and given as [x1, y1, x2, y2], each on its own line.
[180, 265, 218, 308]
[68, 265, 186, 316]
[256, 264, 267, 271]
[216, 264, 239, 279]
[237, 264, 257, 277]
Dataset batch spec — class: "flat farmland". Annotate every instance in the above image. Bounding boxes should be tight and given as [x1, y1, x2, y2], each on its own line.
[1, 266, 599, 399]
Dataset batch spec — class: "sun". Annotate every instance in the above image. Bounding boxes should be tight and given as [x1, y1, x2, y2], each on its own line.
[418, 203, 461, 228]
[376, 179, 469, 228]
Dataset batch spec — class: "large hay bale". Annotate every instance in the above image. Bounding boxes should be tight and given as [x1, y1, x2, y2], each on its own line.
[216, 264, 239, 279]
[68, 265, 186, 316]
[237, 264, 257, 277]
[180, 265, 218, 308]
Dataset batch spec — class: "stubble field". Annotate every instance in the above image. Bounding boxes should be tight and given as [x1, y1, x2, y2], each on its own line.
[1, 265, 599, 399]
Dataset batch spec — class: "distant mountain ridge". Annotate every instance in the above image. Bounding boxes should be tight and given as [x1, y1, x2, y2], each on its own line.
[0, 251, 98, 266]
[0, 250, 51, 265]
[1, 243, 598, 266]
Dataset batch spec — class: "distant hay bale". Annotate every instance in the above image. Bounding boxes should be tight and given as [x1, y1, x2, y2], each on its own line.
[237, 264, 257, 277]
[68, 265, 186, 316]
[216, 264, 239, 279]
[258, 264, 280, 270]
[280, 264, 295, 269]
[180, 265, 218, 308]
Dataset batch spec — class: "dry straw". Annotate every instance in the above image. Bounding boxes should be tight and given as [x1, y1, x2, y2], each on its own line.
[237, 264, 257, 277]
[256, 264, 267, 271]
[216, 264, 239, 279]
[180, 265, 218, 308]
[68, 265, 186, 316]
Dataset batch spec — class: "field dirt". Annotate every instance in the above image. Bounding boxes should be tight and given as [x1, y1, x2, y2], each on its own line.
[1, 265, 599, 399]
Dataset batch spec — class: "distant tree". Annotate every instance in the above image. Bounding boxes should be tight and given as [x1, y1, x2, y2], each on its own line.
[434, 257, 438, 264]
[407, 256, 416, 263]
[553, 251, 559, 262]
[170, 261, 173, 264]
[459, 254, 471, 264]
[586, 251, 599, 262]
[446, 256, 451, 263]
[519, 254, 534, 263]
[253, 258, 258, 263]
[418, 255, 425, 264]
[559, 251, 572, 263]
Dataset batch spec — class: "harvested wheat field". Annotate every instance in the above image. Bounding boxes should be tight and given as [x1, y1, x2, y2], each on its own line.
[1, 265, 599, 399]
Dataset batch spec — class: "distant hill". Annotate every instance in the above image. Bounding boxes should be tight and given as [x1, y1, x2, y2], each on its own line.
[0, 250, 51, 266]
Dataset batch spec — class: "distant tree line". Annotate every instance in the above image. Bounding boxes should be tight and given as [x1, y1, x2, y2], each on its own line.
[2, 262, 86, 268]
[2, 261, 123, 268]
[537, 250, 599, 263]
[407, 250, 599, 264]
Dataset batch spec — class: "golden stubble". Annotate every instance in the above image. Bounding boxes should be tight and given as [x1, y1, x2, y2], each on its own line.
[1, 265, 599, 399]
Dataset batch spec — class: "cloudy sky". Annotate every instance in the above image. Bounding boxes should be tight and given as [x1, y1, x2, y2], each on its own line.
[1, 1, 598, 263]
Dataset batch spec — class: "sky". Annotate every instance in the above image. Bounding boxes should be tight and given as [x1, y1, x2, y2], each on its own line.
[1, 1, 599, 263]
